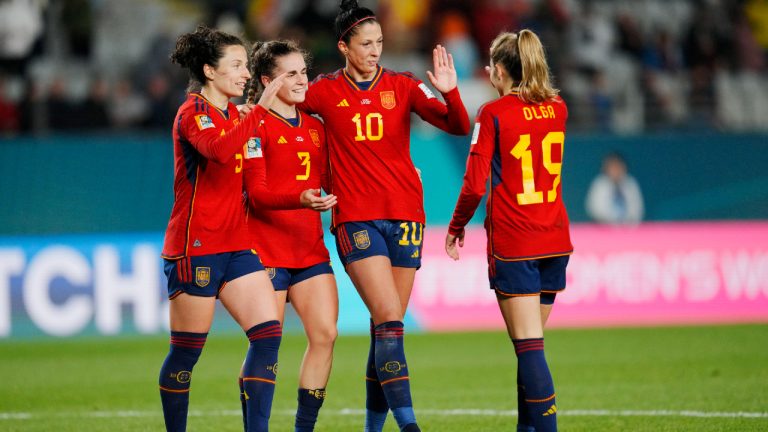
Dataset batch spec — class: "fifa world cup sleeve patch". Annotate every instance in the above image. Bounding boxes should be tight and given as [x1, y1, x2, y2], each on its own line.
[418, 83, 436, 99]
[194, 114, 216, 130]
[245, 137, 263, 158]
[470, 122, 481, 145]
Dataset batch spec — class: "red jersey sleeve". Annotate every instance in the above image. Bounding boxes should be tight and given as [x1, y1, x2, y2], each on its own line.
[448, 106, 495, 235]
[182, 104, 268, 164]
[409, 79, 470, 136]
[242, 127, 303, 210]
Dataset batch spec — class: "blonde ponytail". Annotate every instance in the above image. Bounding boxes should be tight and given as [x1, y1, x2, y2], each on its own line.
[490, 29, 558, 104]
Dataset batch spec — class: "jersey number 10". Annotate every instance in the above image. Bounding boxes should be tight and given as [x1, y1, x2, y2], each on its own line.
[510, 131, 564, 205]
[352, 113, 384, 142]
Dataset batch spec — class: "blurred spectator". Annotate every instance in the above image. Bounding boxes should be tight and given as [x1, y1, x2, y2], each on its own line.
[569, 1, 615, 74]
[108, 78, 148, 129]
[0, 75, 20, 133]
[46, 77, 77, 130]
[0, 0, 45, 76]
[143, 73, 176, 129]
[75, 77, 110, 130]
[61, 0, 93, 58]
[586, 152, 644, 225]
[17, 79, 45, 132]
[437, 11, 478, 79]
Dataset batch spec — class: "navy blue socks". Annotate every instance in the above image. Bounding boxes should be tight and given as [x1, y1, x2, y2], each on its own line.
[374, 321, 419, 431]
[242, 320, 282, 432]
[513, 338, 557, 432]
[365, 319, 389, 431]
[294, 388, 326, 431]
[159, 331, 207, 432]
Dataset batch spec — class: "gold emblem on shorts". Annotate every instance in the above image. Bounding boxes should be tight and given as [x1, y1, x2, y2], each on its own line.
[353, 230, 371, 249]
[380, 91, 396, 109]
[195, 267, 210, 287]
[266, 267, 277, 280]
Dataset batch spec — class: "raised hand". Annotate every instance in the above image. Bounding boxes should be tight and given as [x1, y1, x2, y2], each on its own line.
[256, 72, 289, 110]
[426, 44, 458, 94]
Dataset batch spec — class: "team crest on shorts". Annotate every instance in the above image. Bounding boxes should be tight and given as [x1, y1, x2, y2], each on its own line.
[266, 267, 276, 280]
[195, 267, 211, 287]
[380, 91, 396, 109]
[308, 129, 321, 147]
[353, 230, 371, 249]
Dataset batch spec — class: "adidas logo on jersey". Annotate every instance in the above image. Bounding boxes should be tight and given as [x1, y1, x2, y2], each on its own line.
[193, 239, 202, 247]
[337, 99, 349, 107]
[277, 136, 288, 144]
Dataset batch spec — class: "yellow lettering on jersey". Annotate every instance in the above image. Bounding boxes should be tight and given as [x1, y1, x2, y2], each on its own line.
[278, 136, 288, 144]
[337, 99, 350, 107]
[523, 105, 556, 121]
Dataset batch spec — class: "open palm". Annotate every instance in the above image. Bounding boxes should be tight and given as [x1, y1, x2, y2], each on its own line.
[426, 44, 458, 93]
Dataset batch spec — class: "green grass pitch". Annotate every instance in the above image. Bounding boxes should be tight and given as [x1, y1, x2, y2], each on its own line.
[1, 324, 766, 431]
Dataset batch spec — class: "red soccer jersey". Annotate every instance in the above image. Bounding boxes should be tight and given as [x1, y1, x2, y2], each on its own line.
[301, 66, 469, 228]
[243, 110, 331, 268]
[449, 93, 573, 260]
[162, 93, 268, 259]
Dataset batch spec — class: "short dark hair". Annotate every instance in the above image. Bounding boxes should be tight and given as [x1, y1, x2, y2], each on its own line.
[170, 25, 245, 92]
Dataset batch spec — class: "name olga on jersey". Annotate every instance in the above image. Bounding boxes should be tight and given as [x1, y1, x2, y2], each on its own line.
[522, 105, 556, 121]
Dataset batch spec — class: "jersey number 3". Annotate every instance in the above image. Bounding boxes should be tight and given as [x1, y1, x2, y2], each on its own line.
[510, 132, 564, 205]
[296, 152, 310, 180]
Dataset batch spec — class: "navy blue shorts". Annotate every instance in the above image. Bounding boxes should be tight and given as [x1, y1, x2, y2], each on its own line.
[490, 255, 570, 300]
[334, 220, 424, 268]
[163, 250, 264, 299]
[266, 261, 334, 291]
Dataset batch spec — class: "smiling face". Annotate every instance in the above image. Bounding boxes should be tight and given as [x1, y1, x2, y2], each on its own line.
[204, 44, 251, 101]
[264, 52, 308, 106]
[339, 21, 383, 80]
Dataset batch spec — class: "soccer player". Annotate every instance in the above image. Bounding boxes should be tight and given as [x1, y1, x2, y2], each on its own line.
[445, 29, 572, 432]
[299, 1, 471, 431]
[239, 40, 338, 432]
[160, 25, 287, 432]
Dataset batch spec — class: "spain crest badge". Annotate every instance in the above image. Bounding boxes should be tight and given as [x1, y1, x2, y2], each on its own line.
[380, 91, 396, 110]
[309, 129, 321, 147]
[195, 267, 211, 287]
[353, 230, 371, 249]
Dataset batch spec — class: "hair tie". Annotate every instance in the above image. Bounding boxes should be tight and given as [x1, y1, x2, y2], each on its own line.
[339, 16, 376, 42]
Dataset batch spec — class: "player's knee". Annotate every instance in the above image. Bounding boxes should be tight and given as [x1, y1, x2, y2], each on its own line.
[308, 324, 338, 350]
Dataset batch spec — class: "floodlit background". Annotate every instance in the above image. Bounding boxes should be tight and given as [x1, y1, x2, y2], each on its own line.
[1, 0, 766, 337]
[1, 1, 767, 431]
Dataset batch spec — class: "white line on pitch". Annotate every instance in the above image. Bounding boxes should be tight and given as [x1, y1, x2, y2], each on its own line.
[1, 409, 767, 420]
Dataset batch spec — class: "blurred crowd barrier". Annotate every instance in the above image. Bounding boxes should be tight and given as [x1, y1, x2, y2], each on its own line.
[1, 222, 766, 339]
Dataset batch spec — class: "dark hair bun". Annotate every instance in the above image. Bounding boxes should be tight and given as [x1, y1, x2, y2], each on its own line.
[340, 0, 359, 12]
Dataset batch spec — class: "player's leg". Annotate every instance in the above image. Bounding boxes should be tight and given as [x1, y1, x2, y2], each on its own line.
[335, 222, 396, 431]
[237, 268, 288, 431]
[159, 257, 218, 432]
[289, 266, 338, 432]
[495, 257, 567, 432]
[220, 252, 281, 432]
[358, 220, 423, 432]
[516, 297, 555, 432]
